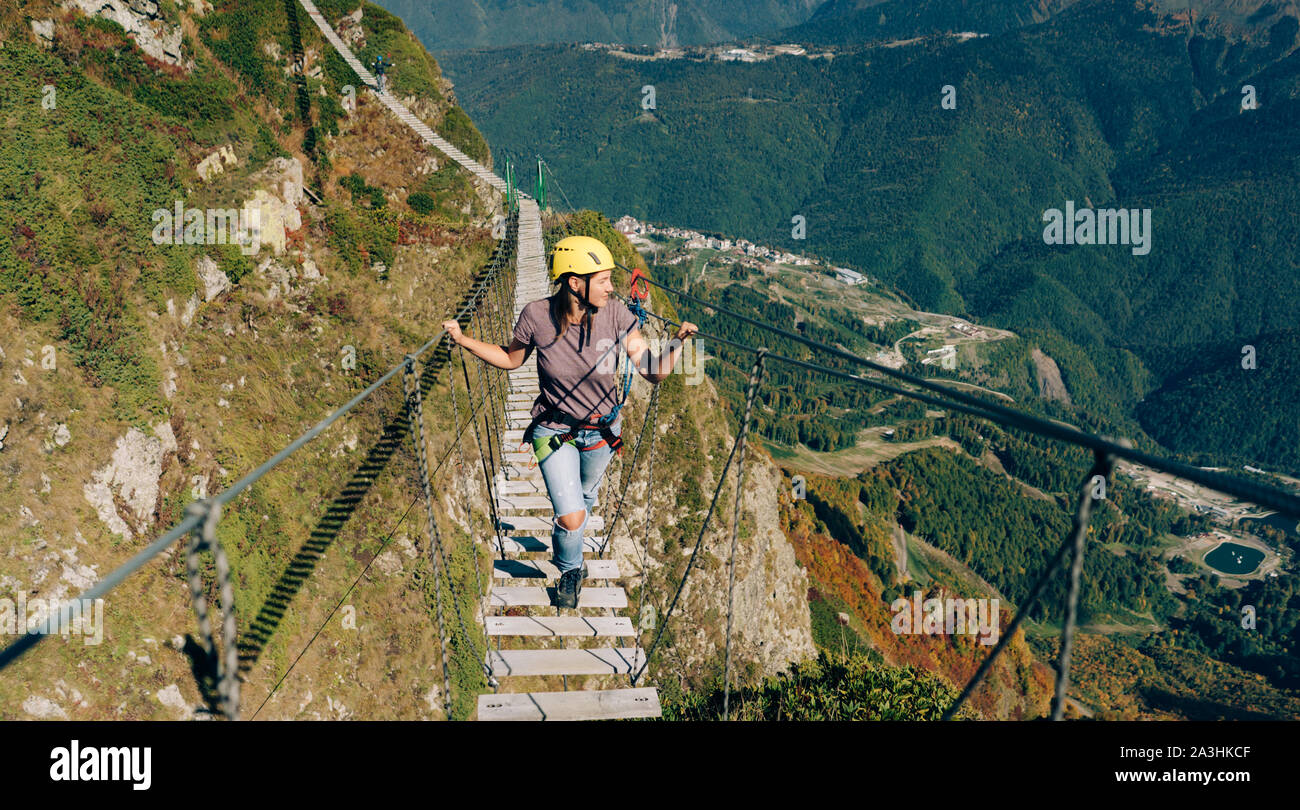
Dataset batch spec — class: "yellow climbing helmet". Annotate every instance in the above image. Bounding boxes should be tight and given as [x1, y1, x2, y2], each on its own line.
[549, 235, 615, 283]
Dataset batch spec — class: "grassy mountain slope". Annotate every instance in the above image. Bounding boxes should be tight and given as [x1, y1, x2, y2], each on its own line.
[0, 0, 512, 720]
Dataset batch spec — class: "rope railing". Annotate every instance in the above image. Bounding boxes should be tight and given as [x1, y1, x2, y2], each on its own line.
[631, 345, 769, 688]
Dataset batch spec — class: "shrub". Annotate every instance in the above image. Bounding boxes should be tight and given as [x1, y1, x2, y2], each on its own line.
[407, 192, 436, 214]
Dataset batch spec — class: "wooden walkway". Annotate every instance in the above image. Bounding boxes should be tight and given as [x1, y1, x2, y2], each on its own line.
[297, 4, 656, 720]
[476, 198, 661, 721]
[297, 0, 507, 193]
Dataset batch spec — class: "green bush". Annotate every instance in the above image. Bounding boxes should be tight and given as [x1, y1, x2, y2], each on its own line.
[407, 192, 436, 214]
[440, 105, 489, 166]
[661, 649, 971, 721]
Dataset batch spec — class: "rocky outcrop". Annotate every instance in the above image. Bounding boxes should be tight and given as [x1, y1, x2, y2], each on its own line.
[196, 145, 237, 183]
[1030, 347, 1072, 405]
[242, 157, 305, 256]
[336, 6, 366, 49]
[195, 255, 230, 302]
[63, 0, 183, 66]
[683, 454, 819, 677]
[82, 421, 178, 540]
[31, 19, 55, 49]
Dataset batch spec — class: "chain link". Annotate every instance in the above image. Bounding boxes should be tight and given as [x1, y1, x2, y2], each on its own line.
[184, 499, 240, 720]
[1051, 450, 1115, 720]
[451, 346, 498, 689]
[404, 356, 453, 718]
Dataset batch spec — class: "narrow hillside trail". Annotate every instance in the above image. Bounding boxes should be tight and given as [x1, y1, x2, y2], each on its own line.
[298, 0, 505, 192]
[297, 4, 659, 718]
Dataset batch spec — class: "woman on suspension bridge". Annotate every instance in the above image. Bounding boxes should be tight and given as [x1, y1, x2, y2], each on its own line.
[443, 235, 697, 608]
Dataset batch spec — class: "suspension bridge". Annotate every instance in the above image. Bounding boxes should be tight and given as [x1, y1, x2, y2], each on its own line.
[3, 1, 1299, 723]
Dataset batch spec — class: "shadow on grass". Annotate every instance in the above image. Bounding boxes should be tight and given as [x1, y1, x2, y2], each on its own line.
[234, 227, 516, 676]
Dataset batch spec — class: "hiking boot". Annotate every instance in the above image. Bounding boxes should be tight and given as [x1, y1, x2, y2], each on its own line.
[554, 565, 588, 609]
[574, 563, 587, 602]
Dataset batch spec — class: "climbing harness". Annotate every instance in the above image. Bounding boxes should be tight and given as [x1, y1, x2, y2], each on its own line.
[520, 269, 652, 466]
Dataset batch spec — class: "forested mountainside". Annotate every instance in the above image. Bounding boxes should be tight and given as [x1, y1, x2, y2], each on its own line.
[374, 0, 828, 52]
[441, 0, 1300, 471]
[770, 0, 1082, 44]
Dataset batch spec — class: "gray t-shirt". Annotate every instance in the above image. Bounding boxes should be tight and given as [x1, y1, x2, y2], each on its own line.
[513, 297, 639, 430]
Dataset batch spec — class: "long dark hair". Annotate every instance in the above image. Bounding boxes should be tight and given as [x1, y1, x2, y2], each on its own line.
[546, 272, 593, 350]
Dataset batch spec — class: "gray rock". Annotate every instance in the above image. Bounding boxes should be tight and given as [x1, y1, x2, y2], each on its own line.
[196, 255, 230, 302]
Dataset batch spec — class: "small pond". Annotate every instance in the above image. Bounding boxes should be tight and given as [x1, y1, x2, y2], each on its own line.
[1204, 542, 1265, 576]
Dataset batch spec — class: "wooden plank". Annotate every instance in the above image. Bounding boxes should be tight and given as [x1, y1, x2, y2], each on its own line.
[488, 586, 626, 608]
[484, 615, 635, 637]
[493, 534, 604, 554]
[496, 471, 544, 487]
[493, 558, 618, 579]
[495, 478, 545, 495]
[499, 463, 544, 479]
[487, 647, 646, 676]
[497, 515, 605, 533]
[477, 688, 660, 721]
[497, 494, 553, 511]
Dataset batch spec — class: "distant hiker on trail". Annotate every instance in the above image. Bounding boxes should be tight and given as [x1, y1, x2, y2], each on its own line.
[444, 235, 697, 609]
[371, 54, 393, 94]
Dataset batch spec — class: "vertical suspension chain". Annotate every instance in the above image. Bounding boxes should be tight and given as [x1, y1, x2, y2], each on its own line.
[473, 305, 506, 482]
[634, 380, 663, 659]
[479, 244, 511, 526]
[414, 356, 479, 672]
[461, 350, 505, 560]
[724, 349, 766, 721]
[184, 499, 240, 720]
[1051, 449, 1114, 721]
[404, 355, 454, 718]
[450, 345, 497, 688]
[632, 346, 768, 688]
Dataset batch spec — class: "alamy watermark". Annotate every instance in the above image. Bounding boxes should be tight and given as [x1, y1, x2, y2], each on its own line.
[0, 595, 104, 645]
[1042, 201, 1151, 255]
[595, 336, 705, 384]
[50, 740, 150, 790]
[890, 590, 1000, 646]
[151, 202, 261, 255]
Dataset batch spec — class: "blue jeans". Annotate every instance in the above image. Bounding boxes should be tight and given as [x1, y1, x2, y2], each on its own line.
[533, 422, 620, 574]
